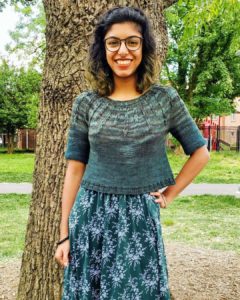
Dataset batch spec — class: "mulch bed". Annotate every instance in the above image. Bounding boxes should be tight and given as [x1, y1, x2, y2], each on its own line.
[0, 241, 239, 299]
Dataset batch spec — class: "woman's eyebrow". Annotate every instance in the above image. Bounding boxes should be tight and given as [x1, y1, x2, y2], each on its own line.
[104, 35, 142, 39]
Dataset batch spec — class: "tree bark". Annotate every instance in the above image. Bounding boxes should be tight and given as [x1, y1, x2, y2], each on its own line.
[7, 131, 14, 154]
[17, 1, 177, 299]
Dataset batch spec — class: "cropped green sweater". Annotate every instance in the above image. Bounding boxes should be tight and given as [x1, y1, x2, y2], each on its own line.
[64, 83, 207, 195]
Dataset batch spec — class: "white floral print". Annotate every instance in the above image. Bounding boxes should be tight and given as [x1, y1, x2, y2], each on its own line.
[62, 187, 170, 299]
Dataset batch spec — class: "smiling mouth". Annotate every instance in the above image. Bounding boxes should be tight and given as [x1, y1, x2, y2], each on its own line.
[115, 59, 133, 65]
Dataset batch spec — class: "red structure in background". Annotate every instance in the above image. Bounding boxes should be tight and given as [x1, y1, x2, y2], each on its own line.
[17, 128, 36, 150]
[202, 116, 220, 151]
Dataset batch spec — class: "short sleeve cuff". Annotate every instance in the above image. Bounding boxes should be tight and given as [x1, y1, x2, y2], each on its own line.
[183, 137, 207, 156]
[64, 150, 89, 164]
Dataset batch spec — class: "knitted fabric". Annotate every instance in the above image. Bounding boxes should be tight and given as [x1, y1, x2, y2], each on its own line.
[64, 83, 206, 194]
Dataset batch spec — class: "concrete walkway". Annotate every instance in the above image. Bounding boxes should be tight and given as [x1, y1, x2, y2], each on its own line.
[0, 182, 240, 196]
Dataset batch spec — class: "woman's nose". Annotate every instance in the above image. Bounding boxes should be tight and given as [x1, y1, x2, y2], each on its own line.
[118, 41, 129, 54]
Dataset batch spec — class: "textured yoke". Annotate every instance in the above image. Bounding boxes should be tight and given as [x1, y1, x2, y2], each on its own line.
[64, 83, 206, 194]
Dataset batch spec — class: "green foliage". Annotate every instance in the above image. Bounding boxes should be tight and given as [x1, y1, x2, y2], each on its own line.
[0, 0, 37, 12]
[2, 0, 240, 123]
[0, 60, 42, 135]
[4, 0, 46, 69]
[25, 93, 39, 128]
[163, 0, 240, 120]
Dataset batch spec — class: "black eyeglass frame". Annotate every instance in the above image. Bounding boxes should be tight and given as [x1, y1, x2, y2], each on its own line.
[104, 35, 144, 52]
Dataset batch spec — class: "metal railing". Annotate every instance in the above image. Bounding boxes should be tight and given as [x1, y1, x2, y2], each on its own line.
[200, 125, 240, 152]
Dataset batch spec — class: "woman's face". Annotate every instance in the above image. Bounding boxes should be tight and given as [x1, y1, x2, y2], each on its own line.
[104, 22, 143, 80]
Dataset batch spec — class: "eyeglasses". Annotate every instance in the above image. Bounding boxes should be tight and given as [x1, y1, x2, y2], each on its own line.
[104, 36, 143, 52]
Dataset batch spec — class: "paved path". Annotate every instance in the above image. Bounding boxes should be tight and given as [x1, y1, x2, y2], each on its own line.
[0, 182, 240, 196]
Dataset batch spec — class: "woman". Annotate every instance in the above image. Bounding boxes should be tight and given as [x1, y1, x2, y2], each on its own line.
[54, 6, 210, 300]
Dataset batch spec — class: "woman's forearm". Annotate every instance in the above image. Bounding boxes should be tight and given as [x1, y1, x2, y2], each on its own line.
[163, 145, 210, 205]
[60, 161, 86, 239]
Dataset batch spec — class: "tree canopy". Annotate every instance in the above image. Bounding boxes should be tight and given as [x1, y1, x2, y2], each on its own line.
[3, 0, 45, 70]
[163, 0, 240, 121]
[0, 60, 41, 151]
[1, 0, 239, 123]
[0, 0, 37, 12]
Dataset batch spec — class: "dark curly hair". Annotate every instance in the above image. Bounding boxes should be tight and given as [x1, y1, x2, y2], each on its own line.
[84, 6, 160, 96]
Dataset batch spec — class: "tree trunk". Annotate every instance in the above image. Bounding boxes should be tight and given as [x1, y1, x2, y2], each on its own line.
[17, 1, 176, 299]
[7, 131, 14, 154]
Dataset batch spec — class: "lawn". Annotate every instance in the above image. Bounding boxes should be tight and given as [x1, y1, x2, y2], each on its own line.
[0, 149, 239, 183]
[0, 194, 30, 261]
[0, 149, 239, 262]
[0, 194, 239, 262]
[161, 194, 240, 254]
[0, 152, 34, 182]
[167, 149, 240, 183]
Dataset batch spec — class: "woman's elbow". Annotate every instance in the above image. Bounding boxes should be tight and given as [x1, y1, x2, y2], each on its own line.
[191, 145, 210, 162]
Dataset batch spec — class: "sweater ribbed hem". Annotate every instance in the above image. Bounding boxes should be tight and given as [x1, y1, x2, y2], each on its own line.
[80, 178, 176, 195]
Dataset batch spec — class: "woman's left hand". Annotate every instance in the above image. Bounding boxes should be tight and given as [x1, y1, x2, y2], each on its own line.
[149, 190, 168, 208]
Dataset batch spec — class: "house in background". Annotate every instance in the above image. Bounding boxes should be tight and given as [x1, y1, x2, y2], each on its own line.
[17, 128, 36, 150]
[202, 97, 240, 150]
[0, 129, 36, 150]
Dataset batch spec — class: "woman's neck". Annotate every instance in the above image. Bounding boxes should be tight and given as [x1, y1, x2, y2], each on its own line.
[109, 75, 141, 100]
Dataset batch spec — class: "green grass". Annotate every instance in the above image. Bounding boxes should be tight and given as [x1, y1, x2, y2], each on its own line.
[0, 194, 239, 261]
[167, 149, 240, 183]
[0, 148, 239, 260]
[0, 194, 30, 261]
[161, 194, 240, 254]
[0, 152, 34, 182]
[1, 149, 239, 183]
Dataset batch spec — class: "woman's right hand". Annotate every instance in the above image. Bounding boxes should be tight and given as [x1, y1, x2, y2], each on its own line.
[54, 239, 70, 268]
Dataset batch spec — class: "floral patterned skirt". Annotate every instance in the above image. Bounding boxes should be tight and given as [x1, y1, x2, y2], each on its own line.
[61, 186, 171, 300]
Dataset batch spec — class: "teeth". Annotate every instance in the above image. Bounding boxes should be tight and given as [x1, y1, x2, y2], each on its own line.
[116, 60, 132, 65]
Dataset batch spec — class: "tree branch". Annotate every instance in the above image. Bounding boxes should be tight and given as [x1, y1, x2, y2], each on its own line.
[164, 62, 177, 88]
